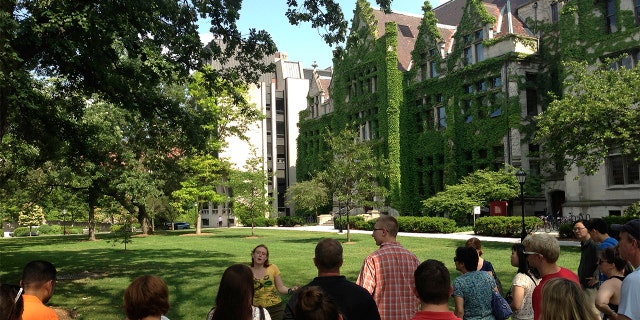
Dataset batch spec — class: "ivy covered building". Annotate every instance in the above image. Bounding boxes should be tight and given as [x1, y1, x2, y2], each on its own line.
[297, 0, 640, 217]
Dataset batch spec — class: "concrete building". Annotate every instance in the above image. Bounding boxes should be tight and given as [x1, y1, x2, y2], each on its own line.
[200, 48, 311, 227]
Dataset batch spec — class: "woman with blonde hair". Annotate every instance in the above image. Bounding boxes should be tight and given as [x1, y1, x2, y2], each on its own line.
[540, 278, 599, 320]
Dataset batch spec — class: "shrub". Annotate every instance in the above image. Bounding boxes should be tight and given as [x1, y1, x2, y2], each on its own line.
[623, 201, 640, 216]
[38, 224, 62, 235]
[110, 225, 124, 233]
[558, 223, 574, 239]
[13, 227, 36, 237]
[474, 216, 543, 237]
[333, 216, 365, 230]
[277, 216, 305, 227]
[67, 227, 84, 235]
[249, 217, 277, 227]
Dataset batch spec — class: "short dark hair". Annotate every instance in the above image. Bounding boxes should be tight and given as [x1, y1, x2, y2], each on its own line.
[414, 260, 451, 305]
[21, 260, 56, 289]
[588, 218, 608, 234]
[315, 238, 343, 271]
[455, 246, 479, 272]
[123, 275, 170, 319]
[375, 216, 399, 236]
[294, 286, 341, 320]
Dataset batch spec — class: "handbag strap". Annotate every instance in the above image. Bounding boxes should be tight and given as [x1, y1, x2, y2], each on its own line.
[259, 306, 265, 320]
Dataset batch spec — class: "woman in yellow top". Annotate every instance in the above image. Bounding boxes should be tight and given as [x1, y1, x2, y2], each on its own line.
[250, 244, 298, 320]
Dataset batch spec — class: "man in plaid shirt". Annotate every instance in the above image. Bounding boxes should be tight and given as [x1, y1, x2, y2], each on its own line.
[357, 215, 420, 320]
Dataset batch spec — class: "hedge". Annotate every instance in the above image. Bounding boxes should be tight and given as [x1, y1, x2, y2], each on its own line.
[277, 216, 305, 227]
[37, 224, 62, 235]
[474, 216, 543, 237]
[335, 216, 457, 234]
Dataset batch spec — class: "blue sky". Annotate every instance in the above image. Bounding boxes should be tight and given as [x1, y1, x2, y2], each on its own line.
[199, 0, 444, 70]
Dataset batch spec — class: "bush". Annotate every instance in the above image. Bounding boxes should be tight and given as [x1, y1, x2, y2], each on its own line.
[13, 227, 37, 237]
[333, 216, 364, 229]
[558, 223, 574, 239]
[249, 217, 277, 227]
[277, 216, 305, 227]
[67, 227, 84, 235]
[37, 224, 62, 235]
[110, 225, 124, 233]
[397, 216, 457, 233]
[623, 201, 640, 216]
[474, 216, 543, 237]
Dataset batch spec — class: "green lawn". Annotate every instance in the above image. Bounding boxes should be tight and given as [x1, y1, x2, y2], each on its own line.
[0, 228, 581, 320]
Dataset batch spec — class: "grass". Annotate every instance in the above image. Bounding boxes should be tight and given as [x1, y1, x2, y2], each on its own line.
[0, 228, 581, 320]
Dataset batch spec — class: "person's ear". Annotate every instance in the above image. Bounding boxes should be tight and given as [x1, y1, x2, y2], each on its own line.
[338, 314, 344, 320]
[449, 285, 453, 296]
[313, 257, 318, 267]
[338, 258, 344, 268]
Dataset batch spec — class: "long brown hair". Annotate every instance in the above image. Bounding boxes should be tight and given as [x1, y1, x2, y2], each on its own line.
[210, 264, 255, 320]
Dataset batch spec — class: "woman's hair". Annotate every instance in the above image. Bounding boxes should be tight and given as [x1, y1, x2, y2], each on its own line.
[465, 237, 483, 256]
[600, 246, 627, 271]
[511, 243, 540, 279]
[210, 264, 255, 320]
[294, 286, 341, 320]
[123, 275, 170, 320]
[251, 244, 271, 267]
[0, 284, 24, 320]
[540, 278, 600, 320]
[455, 246, 479, 272]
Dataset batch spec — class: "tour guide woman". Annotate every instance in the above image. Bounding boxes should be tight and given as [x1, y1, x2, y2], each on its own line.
[250, 244, 298, 320]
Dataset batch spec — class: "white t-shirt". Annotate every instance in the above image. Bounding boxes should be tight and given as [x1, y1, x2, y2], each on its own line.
[510, 273, 539, 320]
[618, 267, 640, 320]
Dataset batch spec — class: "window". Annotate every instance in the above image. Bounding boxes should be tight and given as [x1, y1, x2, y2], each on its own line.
[370, 76, 377, 93]
[476, 81, 487, 92]
[474, 30, 484, 62]
[464, 47, 473, 64]
[430, 60, 438, 78]
[606, 0, 617, 33]
[421, 63, 428, 81]
[492, 76, 502, 88]
[437, 106, 447, 128]
[636, 0, 640, 25]
[551, 3, 559, 23]
[464, 84, 474, 94]
[608, 51, 640, 70]
[608, 155, 640, 185]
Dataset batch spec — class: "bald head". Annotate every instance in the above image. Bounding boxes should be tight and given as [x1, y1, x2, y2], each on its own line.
[314, 238, 343, 272]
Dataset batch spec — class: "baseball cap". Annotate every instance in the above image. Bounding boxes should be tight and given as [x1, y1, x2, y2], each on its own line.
[610, 219, 640, 240]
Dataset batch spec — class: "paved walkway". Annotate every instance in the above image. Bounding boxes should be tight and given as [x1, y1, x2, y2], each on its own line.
[265, 225, 580, 247]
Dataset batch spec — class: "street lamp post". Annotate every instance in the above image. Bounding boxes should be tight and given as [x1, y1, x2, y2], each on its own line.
[516, 169, 527, 241]
[62, 209, 67, 235]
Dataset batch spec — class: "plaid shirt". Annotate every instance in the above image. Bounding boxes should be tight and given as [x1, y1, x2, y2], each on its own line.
[357, 241, 420, 320]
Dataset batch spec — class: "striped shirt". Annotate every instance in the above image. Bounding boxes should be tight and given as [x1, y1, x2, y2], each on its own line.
[357, 241, 420, 320]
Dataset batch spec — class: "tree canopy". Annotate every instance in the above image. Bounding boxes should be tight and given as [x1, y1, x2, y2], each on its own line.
[535, 61, 640, 174]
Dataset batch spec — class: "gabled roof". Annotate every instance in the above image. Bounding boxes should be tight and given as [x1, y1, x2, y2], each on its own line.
[372, 10, 422, 71]
[433, 0, 532, 38]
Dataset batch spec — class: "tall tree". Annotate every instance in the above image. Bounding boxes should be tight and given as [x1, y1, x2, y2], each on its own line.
[535, 61, 640, 174]
[229, 151, 273, 237]
[316, 130, 388, 242]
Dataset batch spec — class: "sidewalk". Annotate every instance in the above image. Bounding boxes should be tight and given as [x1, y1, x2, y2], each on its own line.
[266, 225, 580, 247]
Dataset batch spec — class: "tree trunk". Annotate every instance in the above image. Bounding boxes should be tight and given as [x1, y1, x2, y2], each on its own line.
[88, 191, 97, 241]
[196, 203, 202, 235]
[346, 206, 351, 242]
[137, 205, 150, 235]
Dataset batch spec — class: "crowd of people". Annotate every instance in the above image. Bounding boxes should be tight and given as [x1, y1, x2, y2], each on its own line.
[0, 216, 638, 320]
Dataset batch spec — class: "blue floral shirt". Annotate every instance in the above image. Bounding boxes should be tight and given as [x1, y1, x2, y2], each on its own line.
[453, 271, 496, 320]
